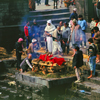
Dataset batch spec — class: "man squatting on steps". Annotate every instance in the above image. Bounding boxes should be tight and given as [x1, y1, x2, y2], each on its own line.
[20, 54, 33, 73]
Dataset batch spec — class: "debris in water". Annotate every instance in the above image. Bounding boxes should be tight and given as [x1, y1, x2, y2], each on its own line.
[79, 90, 85, 93]
[8, 81, 16, 86]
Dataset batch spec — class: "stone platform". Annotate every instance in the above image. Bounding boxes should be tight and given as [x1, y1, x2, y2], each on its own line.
[15, 73, 76, 88]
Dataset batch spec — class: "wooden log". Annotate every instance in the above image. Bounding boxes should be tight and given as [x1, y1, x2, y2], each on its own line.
[55, 65, 65, 70]
[32, 61, 38, 65]
[42, 71, 46, 75]
[47, 69, 55, 73]
[47, 67, 54, 70]
[34, 67, 39, 72]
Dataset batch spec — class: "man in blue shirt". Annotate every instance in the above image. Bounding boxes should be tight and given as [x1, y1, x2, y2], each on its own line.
[70, 8, 78, 20]
[78, 15, 87, 48]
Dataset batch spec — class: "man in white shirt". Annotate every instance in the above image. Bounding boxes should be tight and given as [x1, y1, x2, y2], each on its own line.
[61, 22, 71, 55]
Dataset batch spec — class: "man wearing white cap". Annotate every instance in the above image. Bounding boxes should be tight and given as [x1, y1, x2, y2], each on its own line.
[44, 20, 56, 53]
[27, 39, 40, 58]
[70, 8, 78, 20]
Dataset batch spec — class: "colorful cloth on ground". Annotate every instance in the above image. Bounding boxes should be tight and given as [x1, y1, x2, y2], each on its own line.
[39, 54, 65, 65]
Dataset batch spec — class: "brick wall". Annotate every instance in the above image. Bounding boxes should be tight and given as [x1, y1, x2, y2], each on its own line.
[0, 0, 29, 26]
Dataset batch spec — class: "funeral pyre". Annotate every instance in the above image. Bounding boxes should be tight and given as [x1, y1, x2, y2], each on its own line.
[32, 53, 67, 74]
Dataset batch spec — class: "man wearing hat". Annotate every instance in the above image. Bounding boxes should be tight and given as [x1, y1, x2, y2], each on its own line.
[44, 19, 56, 53]
[70, 8, 78, 20]
[15, 38, 23, 70]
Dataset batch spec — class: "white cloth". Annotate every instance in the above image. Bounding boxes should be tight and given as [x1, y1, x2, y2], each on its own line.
[52, 41, 62, 54]
[90, 21, 96, 29]
[46, 37, 53, 52]
[26, 60, 33, 69]
[32, 39, 37, 43]
[73, 8, 77, 11]
[75, 68, 80, 81]
[45, 22, 56, 53]
[97, 22, 100, 30]
[47, 20, 52, 24]
[45, 23, 56, 34]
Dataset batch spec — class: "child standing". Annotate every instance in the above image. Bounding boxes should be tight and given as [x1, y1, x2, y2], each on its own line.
[90, 18, 96, 30]
[87, 38, 97, 79]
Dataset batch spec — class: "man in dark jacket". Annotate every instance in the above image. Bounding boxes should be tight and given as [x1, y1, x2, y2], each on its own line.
[72, 46, 83, 83]
[15, 38, 23, 70]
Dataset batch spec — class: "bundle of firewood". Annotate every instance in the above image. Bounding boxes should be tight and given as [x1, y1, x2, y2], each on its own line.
[32, 59, 67, 75]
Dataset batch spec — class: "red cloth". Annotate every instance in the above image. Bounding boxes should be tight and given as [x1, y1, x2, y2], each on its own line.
[95, 22, 98, 27]
[39, 54, 65, 66]
[24, 25, 29, 37]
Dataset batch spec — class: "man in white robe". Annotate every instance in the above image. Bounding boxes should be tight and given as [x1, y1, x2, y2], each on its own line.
[44, 20, 56, 53]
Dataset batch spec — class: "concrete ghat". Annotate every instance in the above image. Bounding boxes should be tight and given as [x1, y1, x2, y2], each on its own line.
[15, 73, 76, 88]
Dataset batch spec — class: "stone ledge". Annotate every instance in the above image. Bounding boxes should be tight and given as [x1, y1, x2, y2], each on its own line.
[15, 73, 76, 88]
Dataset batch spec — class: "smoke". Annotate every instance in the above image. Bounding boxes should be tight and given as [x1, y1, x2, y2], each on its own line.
[19, 14, 30, 32]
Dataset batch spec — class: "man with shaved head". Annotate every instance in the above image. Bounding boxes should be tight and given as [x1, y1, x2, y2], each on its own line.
[20, 54, 33, 73]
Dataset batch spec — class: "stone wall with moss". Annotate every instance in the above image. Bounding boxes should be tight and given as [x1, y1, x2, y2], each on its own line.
[0, 0, 29, 26]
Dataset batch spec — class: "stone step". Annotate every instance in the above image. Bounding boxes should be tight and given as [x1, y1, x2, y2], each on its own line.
[29, 12, 70, 21]
[83, 69, 100, 77]
[75, 81, 100, 92]
[29, 8, 69, 15]
[91, 89, 100, 100]
[30, 17, 69, 25]
[81, 75, 100, 85]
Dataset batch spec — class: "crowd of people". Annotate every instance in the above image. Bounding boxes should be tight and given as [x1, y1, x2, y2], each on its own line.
[15, 1, 100, 83]
[28, 0, 75, 10]
[44, 8, 87, 57]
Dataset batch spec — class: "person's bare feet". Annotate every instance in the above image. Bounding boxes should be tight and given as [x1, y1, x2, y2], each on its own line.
[87, 75, 92, 79]
[96, 60, 100, 63]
